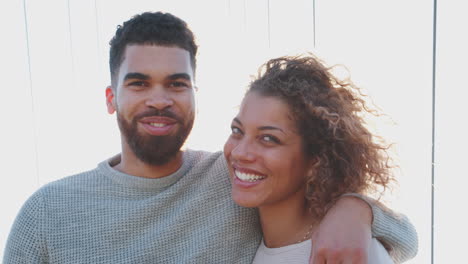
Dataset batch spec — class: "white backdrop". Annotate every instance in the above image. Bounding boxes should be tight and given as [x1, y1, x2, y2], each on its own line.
[1, 0, 466, 263]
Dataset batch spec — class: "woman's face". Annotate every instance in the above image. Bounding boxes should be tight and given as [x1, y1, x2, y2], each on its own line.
[224, 92, 311, 208]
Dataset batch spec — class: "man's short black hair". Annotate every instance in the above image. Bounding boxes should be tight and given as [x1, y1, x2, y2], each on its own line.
[109, 12, 198, 85]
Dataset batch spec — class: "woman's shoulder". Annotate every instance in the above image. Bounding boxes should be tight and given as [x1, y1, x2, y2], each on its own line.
[252, 239, 311, 264]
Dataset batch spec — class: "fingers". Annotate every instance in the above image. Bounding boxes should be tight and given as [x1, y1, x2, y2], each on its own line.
[311, 247, 369, 264]
[310, 249, 326, 264]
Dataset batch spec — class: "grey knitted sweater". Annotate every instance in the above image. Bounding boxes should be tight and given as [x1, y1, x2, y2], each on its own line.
[3, 150, 417, 263]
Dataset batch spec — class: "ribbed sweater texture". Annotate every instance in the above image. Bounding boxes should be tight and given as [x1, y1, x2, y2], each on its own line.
[3, 150, 417, 263]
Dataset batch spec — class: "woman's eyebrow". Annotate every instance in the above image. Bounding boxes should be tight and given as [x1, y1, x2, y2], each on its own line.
[258, 126, 285, 133]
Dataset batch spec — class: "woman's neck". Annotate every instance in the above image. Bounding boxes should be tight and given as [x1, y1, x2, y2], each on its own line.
[258, 190, 316, 248]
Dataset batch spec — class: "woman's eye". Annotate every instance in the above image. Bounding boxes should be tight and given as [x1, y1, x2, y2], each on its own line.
[261, 135, 280, 144]
[231, 127, 241, 135]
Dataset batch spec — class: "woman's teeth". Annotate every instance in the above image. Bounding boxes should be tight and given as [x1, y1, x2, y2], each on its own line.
[235, 170, 266, 182]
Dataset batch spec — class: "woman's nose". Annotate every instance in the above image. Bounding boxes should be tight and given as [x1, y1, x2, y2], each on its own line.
[231, 140, 256, 162]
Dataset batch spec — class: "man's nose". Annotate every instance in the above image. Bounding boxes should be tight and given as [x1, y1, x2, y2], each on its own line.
[145, 86, 174, 110]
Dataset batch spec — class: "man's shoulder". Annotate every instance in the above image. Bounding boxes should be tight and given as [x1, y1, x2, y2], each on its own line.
[186, 149, 223, 162]
[185, 149, 227, 172]
[33, 166, 104, 200]
[14, 167, 101, 218]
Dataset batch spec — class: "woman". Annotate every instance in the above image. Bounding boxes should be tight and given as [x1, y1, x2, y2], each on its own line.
[224, 54, 395, 263]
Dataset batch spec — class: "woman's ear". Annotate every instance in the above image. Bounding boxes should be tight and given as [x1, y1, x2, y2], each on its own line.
[306, 156, 320, 177]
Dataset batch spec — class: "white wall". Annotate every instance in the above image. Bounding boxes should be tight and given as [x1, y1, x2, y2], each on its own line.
[2, 0, 461, 263]
[0, 0, 38, 253]
[434, 1, 468, 263]
[315, 2, 433, 263]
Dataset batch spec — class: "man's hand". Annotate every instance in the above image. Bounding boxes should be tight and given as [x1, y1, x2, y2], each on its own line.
[310, 196, 373, 264]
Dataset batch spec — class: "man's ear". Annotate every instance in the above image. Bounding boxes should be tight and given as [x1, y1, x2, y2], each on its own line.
[105, 86, 116, 114]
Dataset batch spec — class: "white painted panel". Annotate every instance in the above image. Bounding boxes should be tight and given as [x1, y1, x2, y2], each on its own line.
[65, 0, 118, 171]
[244, 0, 270, 47]
[24, 0, 76, 185]
[315, 1, 433, 263]
[434, 1, 468, 262]
[269, 0, 315, 56]
[0, 0, 38, 259]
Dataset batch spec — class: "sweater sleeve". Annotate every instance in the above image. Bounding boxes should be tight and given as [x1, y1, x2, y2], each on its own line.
[3, 191, 48, 263]
[342, 193, 418, 263]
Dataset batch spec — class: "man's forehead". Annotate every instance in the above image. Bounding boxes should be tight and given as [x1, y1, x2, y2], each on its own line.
[124, 44, 191, 63]
[118, 44, 194, 78]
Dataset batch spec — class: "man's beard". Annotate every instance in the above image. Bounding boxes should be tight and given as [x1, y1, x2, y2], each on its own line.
[117, 108, 194, 166]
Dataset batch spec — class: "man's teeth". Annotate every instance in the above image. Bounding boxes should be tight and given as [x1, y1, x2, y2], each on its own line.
[235, 171, 265, 182]
[149, 123, 166, 127]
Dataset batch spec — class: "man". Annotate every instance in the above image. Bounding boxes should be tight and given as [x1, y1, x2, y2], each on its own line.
[4, 12, 417, 263]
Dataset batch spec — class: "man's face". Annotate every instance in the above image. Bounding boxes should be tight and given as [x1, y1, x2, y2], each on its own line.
[106, 45, 196, 165]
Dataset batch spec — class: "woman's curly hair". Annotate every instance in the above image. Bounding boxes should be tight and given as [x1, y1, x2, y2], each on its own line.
[248, 54, 394, 220]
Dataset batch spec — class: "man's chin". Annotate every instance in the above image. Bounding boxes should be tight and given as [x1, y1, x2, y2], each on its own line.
[134, 149, 178, 166]
[118, 114, 193, 166]
[130, 137, 184, 166]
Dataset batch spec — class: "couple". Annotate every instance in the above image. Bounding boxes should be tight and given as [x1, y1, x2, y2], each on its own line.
[4, 12, 417, 263]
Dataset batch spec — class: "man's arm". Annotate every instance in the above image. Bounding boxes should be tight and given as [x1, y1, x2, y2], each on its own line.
[353, 193, 418, 263]
[3, 191, 48, 264]
[310, 194, 418, 264]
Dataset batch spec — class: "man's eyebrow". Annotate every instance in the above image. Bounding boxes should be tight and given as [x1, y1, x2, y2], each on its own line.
[124, 72, 150, 81]
[167, 73, 192, 81]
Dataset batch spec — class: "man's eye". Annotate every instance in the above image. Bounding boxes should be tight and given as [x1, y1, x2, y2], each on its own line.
[170, 81, 189, 88]
[129, 81, 147, 87]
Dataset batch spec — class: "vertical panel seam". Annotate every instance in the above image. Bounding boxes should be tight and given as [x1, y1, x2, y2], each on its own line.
[67, 0, 76, 89]
[267, 0, 271, 48]
[243, 0, 247, 33]
[431, 0, 438, 263]
[94, 0, 104, 82]
[313, 0, 316, 48]
[22, 0, 40, 186]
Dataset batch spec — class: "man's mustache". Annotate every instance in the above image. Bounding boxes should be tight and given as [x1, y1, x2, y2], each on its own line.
[134, 109, 182, 123]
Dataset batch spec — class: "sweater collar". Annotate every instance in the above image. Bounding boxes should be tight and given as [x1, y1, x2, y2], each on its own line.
[98, 150, 195, 190]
